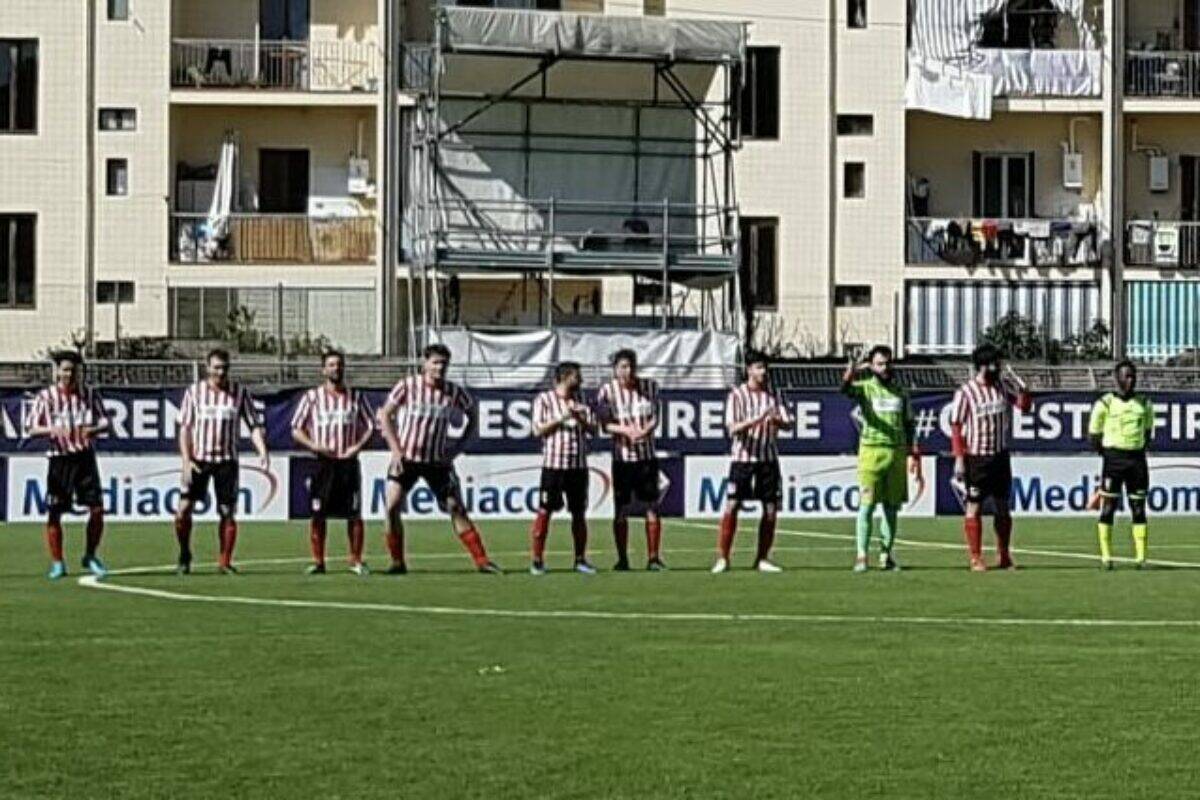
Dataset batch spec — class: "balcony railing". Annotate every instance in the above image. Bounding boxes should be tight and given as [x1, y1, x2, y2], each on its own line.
[171, 214, 376, 265]
[907, 217, 1102, 268]
[415, 198, 738, 274]
[1126, 52, 1200, 98]
[171, 39, 380, 92]
[1125, 221, 1200, 268]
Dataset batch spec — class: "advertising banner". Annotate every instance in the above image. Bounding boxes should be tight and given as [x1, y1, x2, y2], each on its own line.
[684, 455, 938, 519]
[5, 387, 1200, 456]
[934, 455, 1200, 517]
[4, 455, 289, 522]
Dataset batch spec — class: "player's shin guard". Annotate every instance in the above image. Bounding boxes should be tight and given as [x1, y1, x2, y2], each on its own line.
[755, 514, 777, 563]
[880, 505, 899, 555]
[963, 516, 983, 563]
[855, 503, 875, 558]
[174, 514, 193, 561]
[646, 517, 662, 561]
[612, 517, 629, 563]
[1132, 524, 1148, 563]
[45, 519, 64, 562]
[1097, 522, 1113, 563]
[530, 509, 550, 562]
[85, 509, 104, 558]
[348, 519, 365, 565]
[458, 526, 490, 568]
[570, 515, 588, 560]
[309, 517, 328, 566]
[219, 518, 238, 568]
[717, 511, 737, 559]
[994, 516, 1013, 565]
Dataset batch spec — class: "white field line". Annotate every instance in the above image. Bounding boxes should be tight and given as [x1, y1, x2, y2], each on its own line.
[673, 521, 1200, 570]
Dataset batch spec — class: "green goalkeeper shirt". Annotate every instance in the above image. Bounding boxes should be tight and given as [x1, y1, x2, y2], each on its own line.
[1088, 392, 1154, 451]
[843, 375, 913, 450]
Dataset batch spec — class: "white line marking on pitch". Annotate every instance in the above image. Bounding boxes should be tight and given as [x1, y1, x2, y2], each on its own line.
[77, 540, 1200, 630]
[674, 521, 1200, 570]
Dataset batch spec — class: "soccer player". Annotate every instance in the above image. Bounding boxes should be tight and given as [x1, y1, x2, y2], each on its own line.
[291, 349, 375, 576]
[713, 353, 794, 574]
[377, 344, 500, 575]
[596, 349, 665, 571]
[841, 345, 923, 572]
[950, 344, 1032, 572]
[1088, 360, 1155, 570]
[25, 352, 110, 580]
[173, 349, 269, 575]
[529, 361, 599, 575]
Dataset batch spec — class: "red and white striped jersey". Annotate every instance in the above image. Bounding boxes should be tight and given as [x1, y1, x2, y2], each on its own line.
[950, 377, 1030, 457]
[291, 385, 375, 460]
[385, 376, 473, 464]
[596, 378, 659, 462]
[26, 383, 109, 456]
[179, 381, 264, 463]
[533, 389, 595, 470]
[725, 383, 792, 463]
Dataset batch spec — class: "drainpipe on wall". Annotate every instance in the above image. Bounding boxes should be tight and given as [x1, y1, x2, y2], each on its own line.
[826, 0, 839, 356]
[84, 0, 97, 353]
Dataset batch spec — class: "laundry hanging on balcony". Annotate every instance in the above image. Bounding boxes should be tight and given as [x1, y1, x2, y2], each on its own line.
[907, 0, 1099, 118]
[204, 132, 239, 260]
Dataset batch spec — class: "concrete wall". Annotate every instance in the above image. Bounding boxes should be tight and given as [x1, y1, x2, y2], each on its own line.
[907, 112, 1104, 221]
[1125, 115, 1200, 220]
[0, 1, 88, 358]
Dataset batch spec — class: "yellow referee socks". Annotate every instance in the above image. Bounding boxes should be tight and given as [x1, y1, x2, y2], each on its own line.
[1132, 524, 1148, 564]
[1097, 523, 1113, 563]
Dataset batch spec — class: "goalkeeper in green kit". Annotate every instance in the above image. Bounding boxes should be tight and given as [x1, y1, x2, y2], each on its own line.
[841, 346, 924, 572]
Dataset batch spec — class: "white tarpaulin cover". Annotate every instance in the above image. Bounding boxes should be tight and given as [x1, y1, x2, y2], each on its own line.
[906, 58, 995, 120]
[907, 0, 1099, 118]
[442, 7, 745, 62]
[431, 328, 739, 388]
[975, 48, 1101, 97]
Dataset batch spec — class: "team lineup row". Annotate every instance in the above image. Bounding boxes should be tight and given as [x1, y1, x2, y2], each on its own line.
[24, 343, 1155, 580]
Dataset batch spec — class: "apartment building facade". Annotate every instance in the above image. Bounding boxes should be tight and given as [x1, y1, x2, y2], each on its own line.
[0, 0, 388, 360]
[1, 1, 1196, 362]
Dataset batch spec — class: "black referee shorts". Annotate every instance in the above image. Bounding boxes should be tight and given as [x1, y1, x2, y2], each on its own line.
[183, 460, 240, 517]
[310, 457, 363, 519]
[1101, 449, 1149, 500]
[46, 451, 103, 513]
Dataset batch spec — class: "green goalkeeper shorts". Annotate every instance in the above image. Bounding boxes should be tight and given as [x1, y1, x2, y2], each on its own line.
[857, 445, 909, 507]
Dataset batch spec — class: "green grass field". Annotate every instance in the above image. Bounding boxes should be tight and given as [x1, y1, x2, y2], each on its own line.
[3, 515, 1199, 799]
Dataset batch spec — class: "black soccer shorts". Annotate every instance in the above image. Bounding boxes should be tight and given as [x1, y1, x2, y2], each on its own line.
[539, 468, 589, 514]
[964, 452, 1013, 504]
[727, 461, 783, 505]
[310, 457, 363, 519]
[388, 459, 464, 512]
[613, 459, 661, 509]
[1101, 449, 1150, 500]
[184, 460, 240, 517]
[46, 451, 103, 513]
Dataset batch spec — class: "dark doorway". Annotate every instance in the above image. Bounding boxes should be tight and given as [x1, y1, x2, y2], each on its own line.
[259, 148, 310, 213]
[260, 0, 310, 40]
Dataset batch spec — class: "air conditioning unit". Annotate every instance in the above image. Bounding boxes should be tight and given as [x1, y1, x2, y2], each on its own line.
[1150, 156, 1170, 192]
[1155, 223, 1179, 266]
[1063, 153, 1083, 189]
[348, 156, 371, 196]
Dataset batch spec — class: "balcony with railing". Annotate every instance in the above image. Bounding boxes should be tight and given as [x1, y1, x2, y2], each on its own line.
[171, 214, 376, 265]
[171, 39, 380, 92]
[1125, 221, 1200, 268]
[907, 217, 1102, 268]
